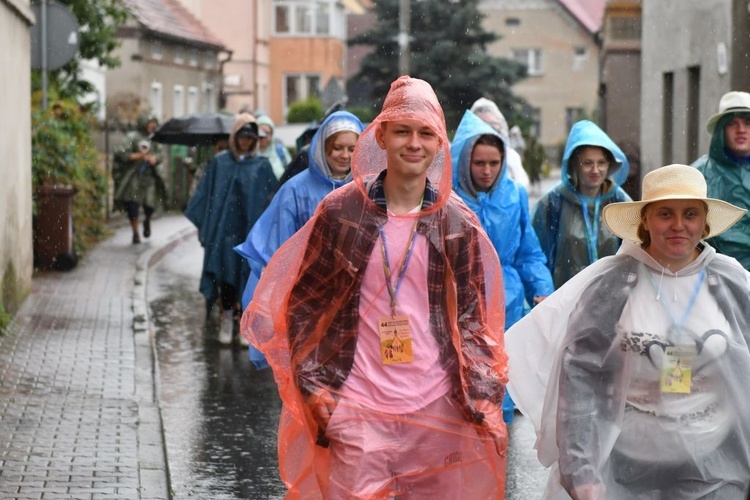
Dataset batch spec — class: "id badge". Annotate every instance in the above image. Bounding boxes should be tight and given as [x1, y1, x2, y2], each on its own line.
[378, 315, 414, 365]
[660, 345, 695, 394]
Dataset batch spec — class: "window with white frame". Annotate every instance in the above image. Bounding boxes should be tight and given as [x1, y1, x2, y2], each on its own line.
[316, 1, 330, 35]
[205, 52, 215, 70]
[150, 82, 163, 121]
[572, 46, 587, 71]
[274, 0, 341, 37]
[151, 40, 163, 60]
[189, 48, 198, 67]
[203, 83, 215, 112]
[284, 73, 321, 116]
[173, 85, 185, 117]
[512, 48, 543, 76]
[174, 46, 184, 64]
[188, 86, 199, 114]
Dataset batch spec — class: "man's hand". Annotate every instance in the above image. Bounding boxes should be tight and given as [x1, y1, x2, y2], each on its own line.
[473, 399, 507, 457]
[306, 389, 337, 432]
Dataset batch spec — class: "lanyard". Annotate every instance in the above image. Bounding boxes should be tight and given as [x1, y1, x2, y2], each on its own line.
[648, 269, 706, 336]
[379, 216, 420, 317]
[579, 195, 601, 263]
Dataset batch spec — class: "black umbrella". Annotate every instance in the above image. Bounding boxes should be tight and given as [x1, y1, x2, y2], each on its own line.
[150, 112, 235, 146]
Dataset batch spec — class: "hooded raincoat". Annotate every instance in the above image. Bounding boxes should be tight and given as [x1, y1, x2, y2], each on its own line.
[185, 114, 276, 304]
[532, 120, 631, 289]
[113, 114, 167, 211]
[257, 115, 293, 179]
[241, 77, 508, 498]
[470, 97, 530, 190]
[505, 241, 750, 499]
[452, 110, 553, 329]
[692, 114, 750, 269]
[235, 111, 364, 368]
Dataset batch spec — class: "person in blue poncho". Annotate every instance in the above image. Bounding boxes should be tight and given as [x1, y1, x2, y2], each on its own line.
[532, 120, 632, 290]
[451, 110, 554, 423]
[235, 110, 364, 363]
[185, 113, 276, 346]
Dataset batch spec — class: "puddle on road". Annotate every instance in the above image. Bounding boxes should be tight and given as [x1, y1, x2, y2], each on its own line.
[149, 241, 285, 499]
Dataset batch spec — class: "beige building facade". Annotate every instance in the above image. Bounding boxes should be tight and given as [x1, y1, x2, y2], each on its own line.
[269, 0, 348, 124]
[599, 0, 641, 198]
[0, 0, 34, 315]
[480, 0, 602, 153]
[107, 0, 225, 124]
[176, 0, 272, 114]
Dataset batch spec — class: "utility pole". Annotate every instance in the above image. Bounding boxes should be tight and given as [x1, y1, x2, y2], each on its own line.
[398, 0, 410, 75]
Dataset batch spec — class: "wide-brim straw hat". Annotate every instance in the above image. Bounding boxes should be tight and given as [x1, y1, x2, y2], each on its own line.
[706, 91, 750, 134]
[602, 164, 746, 244]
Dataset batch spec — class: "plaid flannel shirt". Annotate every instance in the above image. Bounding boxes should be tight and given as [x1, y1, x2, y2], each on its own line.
[286, 171, 503, 422]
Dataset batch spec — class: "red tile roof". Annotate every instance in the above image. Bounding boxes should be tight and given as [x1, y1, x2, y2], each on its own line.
[125, 0, 226, 49]
[558, 0, 606, 33]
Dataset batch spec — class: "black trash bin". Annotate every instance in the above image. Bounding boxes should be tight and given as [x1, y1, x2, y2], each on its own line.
[33, 185, 78, 271]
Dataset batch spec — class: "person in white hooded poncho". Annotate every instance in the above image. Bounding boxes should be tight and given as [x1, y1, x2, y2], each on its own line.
[505, 164, 750, 499]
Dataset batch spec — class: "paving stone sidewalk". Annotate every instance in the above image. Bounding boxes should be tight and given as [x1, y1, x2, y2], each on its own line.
[0, 214, 196, 500]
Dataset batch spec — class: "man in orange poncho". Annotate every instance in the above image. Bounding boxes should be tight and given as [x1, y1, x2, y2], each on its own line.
[242, 76, 508, 498]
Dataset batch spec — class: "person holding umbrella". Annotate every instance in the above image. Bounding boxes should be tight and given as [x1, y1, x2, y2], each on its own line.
[185, 113, 276, 345]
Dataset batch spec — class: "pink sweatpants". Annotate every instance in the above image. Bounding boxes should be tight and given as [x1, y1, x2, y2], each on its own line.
[325, 394, 501, 499]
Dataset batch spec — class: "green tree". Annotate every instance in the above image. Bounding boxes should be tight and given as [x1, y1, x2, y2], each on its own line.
[349, 0, 526, 129]
[33, 0, 129, 100]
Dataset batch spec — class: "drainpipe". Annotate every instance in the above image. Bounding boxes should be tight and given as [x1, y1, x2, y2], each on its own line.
[218, 48, 233, 110]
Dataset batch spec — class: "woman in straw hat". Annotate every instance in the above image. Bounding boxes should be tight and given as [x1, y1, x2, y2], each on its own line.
[505, 164, 750, 498]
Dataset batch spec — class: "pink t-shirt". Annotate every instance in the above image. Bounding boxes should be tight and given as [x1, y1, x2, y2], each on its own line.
[340, 210, 452, 414]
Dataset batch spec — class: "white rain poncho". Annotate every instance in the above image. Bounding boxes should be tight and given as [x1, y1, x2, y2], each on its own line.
[506, 241, 750, 499]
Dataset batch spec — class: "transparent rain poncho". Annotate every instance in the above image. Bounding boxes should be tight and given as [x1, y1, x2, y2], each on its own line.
[506, 241, 750, 499]
[241, 76, 508, 498]
[531, 120, 632, 289]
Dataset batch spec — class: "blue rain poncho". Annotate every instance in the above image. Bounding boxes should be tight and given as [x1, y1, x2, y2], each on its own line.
[185, 114, 277, 304]
[532, 120, 631, 289]
[235, 111, 364, 368]
[692, 113, 750, 269]
[452, 110, 553, 329]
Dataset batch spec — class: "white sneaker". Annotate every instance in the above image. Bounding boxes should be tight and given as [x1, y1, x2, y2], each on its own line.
[218, 310, 233, 346]
[237, 333, 249, 348]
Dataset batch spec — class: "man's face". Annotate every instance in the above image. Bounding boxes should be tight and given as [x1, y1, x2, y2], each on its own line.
[236, 136, 255, 154]
[146, 120, 158, 134]
[376, 119, 440, 179]
[259, 125, 272, 150]
[724, 115, 750, 157]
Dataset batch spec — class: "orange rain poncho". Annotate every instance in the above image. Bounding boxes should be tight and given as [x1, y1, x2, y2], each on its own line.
[242, 76, 508, 498]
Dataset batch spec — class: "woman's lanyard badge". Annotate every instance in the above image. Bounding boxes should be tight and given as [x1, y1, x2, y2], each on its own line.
[377, 217, 419, 366]
[654, 270, 706, 394]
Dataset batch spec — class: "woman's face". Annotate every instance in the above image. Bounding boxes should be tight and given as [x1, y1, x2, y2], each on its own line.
[326, 131, 358, 178]
[470, 143, 503, 192]
[575, 147, 610, 196]
[259, 125, 273, 150]
[643, 199, 707, 270]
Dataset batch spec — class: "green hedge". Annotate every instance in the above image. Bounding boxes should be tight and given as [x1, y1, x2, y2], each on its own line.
[287, 97, 324, 123]
[31, 96, 108, 256]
